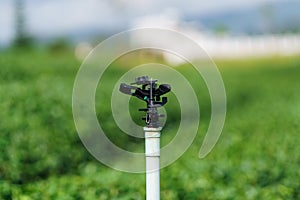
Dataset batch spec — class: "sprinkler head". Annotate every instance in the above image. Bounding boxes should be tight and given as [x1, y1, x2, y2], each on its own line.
[119, 76, 171, 127]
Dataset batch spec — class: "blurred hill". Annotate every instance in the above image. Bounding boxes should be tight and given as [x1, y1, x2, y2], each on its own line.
[1, 0, 300, 48]
[187, 1, 300, 35]
[54, 1, 300, 45]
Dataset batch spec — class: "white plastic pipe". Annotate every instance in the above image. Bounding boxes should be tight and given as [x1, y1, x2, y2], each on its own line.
[144, 127, 162, 200]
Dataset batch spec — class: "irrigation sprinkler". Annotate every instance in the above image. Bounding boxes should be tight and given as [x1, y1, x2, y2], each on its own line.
[119, 76, 171, 200]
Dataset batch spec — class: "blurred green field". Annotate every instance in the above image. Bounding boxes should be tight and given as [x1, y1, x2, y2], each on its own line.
[0, 49, 300, 199]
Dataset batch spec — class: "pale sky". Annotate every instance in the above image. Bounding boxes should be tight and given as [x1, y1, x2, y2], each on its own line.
[0, 0, 284, 46]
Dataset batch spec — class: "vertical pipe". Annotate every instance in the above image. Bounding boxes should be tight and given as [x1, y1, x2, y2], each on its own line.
[144, 127, 162, 200]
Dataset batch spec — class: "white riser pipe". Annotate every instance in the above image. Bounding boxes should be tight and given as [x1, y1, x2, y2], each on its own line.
[144, 127, 162, 200]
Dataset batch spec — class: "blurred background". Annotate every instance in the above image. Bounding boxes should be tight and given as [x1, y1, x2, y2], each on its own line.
[1, 0, 300, 199]
[1, 0, 300, 57]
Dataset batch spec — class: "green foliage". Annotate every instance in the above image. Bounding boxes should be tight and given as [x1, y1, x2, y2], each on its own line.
[0, 49, 300, 199]
[47, 38, 72, 54]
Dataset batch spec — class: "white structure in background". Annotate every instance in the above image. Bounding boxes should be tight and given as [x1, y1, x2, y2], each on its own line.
[130, 10, 300, 64]
[75, 42, 93, 61]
